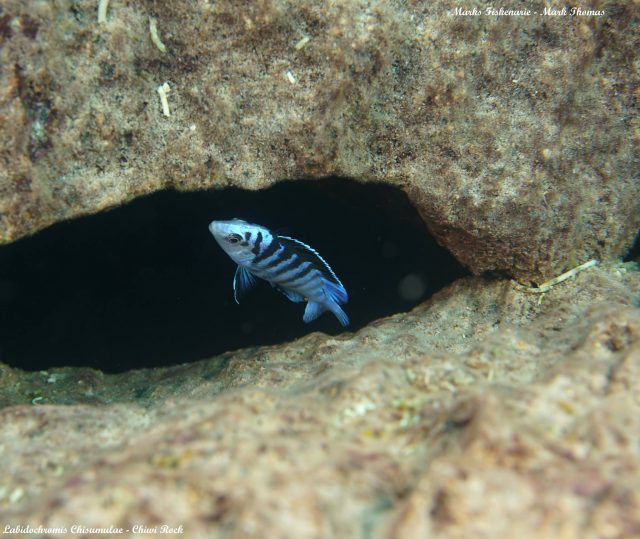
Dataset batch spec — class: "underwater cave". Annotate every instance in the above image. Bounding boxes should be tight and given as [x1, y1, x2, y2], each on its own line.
[626, 230, 640, 264]
[0, 179, 467, 373]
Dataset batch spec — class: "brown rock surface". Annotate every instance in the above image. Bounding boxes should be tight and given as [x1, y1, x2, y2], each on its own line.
[1, 263, 639, 537]
[1, 1, 638, 281]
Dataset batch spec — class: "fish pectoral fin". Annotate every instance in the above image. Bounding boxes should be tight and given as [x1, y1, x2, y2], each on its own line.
[273, 284, 305, 303]
[233, 266, 258, 304]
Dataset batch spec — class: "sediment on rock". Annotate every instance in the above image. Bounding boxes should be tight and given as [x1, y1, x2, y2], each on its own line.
[0, 264, 639, 538]
[1, 0, 638, 281]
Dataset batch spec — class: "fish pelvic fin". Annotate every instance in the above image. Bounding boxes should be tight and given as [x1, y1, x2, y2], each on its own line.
[233, 265, 257, 304]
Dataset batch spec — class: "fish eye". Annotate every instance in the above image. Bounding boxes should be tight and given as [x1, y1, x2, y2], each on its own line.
[226, 233, 242, 244]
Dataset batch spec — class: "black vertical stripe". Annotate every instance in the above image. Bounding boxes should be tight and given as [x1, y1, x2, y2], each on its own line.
[251, 231, 263, 256]
[277, 237, 342, 286]
[278, 263, 315, 285]
[265, 250, 295, 270]
[272, 254, 302, 276]
[244, 231, 252, 241]
[252, 236, 279, 264]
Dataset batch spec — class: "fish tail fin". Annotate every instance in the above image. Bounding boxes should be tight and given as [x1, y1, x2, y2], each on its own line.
[323, 279, 348, 304]
[328, 302, 349, 327]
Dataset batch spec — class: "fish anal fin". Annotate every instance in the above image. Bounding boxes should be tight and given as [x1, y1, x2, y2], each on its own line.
[304, 299, 349, 327]
[303, 301, 326, 323]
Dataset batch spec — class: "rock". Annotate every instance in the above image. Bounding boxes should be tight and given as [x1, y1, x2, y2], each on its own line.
[1, 263, 639, 537]
[0, 1, 638, 281]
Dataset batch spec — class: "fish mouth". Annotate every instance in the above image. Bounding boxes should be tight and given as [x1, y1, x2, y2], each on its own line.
[209, 219, 249, 239]
[208, 221, 223, 236]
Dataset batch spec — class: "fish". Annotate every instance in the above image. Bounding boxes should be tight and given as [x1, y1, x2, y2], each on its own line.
[209, 219, 349, 326]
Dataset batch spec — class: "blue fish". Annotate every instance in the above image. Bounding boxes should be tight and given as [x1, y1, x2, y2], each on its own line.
[209, 219, 349, 326]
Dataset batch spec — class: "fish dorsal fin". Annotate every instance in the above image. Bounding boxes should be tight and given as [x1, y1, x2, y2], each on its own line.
[277, 236, 348, 304]
[233, 266, 257, 304]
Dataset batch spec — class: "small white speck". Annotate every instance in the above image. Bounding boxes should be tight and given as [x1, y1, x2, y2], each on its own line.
[9, 487, 25, 504]
[294, 35, 311, 50]
[285, 70, 297, 84]
[157, 82, 172, 117]
[149, 17, 167, 53]
[97, 0, 110, 23]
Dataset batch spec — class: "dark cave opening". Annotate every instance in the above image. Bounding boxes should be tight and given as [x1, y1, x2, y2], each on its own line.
[0, 179, 468, 373]
[625, 230, 640, 264]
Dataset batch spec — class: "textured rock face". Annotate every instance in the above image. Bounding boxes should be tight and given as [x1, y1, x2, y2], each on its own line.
[1, 0, 638, 281]
[1, 264, 639, 537]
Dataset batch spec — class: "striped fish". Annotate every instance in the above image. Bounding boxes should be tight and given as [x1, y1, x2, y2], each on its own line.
[209, 219, 349, 326]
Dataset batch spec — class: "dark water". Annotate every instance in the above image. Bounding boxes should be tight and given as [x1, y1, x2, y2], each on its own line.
[626, 231, 640, 264]
[0, 179, 467, 373]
